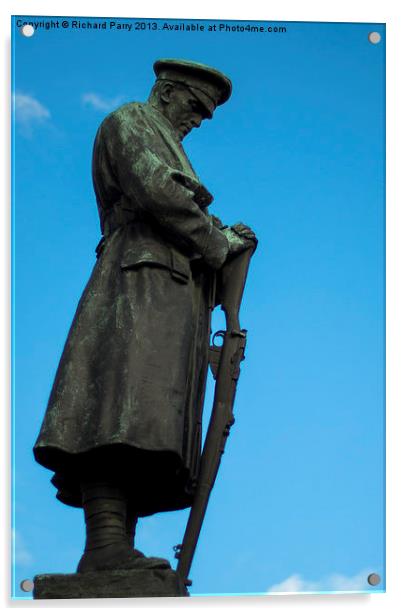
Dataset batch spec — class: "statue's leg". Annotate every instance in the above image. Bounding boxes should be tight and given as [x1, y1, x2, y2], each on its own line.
[76, 479, 171, 573]
[76, 479, 135, 573]
[125, 502, 145, 557]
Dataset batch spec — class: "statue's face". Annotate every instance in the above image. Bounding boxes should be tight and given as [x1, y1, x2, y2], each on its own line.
[162, 85, 209, 140]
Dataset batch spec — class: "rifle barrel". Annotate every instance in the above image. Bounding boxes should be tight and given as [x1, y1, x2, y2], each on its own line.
[176, 247, 255, 583]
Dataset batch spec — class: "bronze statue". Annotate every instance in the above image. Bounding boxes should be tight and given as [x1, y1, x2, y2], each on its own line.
[33, 59, 257, 580]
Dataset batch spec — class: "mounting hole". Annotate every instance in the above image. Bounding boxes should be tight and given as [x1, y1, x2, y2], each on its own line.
[367, 573, 381, 586]
[20, 579, 34, 592]
[21, 24, 35, 37]
[368, 32, 381, 44]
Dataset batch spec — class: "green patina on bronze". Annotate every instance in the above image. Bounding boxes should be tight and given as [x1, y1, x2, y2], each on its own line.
[33, 60, 257, 587]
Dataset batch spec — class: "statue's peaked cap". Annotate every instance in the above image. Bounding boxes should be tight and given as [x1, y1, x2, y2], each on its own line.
[153, 58, 232, 118]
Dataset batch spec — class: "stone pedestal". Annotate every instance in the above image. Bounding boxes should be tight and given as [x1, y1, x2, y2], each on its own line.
[33, 568, 190, 599]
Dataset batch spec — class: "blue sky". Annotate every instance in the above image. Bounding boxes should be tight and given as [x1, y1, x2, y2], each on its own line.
[11, 16, 385, 599]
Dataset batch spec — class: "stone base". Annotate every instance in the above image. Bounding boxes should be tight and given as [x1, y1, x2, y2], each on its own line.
[33, 568, 190, 599]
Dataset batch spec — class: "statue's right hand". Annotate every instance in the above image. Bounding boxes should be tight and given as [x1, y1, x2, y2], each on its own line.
[231, 223, 257, 243]
[222, 226, 257, 256]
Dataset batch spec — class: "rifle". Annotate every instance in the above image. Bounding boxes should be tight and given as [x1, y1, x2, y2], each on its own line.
[174, 245, 256, 586]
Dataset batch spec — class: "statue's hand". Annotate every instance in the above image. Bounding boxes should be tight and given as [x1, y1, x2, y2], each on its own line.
[222, 223, 257, 256]
[231, 223, 257, 243]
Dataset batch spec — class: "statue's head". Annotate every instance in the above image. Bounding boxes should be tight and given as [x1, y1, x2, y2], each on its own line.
[149, 59, 232, 140]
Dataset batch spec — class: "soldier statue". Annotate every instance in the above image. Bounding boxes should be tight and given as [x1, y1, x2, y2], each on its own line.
[33, 59, 257, 574]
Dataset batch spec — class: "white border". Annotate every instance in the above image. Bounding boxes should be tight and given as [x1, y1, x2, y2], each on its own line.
[2, 1, 401, 614]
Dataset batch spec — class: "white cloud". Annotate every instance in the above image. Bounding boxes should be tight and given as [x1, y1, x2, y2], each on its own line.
[267, 569, 375, 594]
[82, 92, 124, 112]
[12, 529, 33, 566]
[14, 93, 50, 125]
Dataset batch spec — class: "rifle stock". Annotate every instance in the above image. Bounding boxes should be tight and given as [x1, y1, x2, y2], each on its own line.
[175, 246, 255, 585]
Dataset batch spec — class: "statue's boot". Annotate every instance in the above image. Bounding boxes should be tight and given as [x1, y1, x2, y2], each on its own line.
[126, 503, 141, 550]
[76, 480, 170, 573]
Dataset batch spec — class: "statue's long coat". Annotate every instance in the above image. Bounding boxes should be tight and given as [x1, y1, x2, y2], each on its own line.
[33, 102, 229, 516]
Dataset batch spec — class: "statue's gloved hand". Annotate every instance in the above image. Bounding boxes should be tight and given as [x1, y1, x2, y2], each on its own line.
[222, 223, 258, 256]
